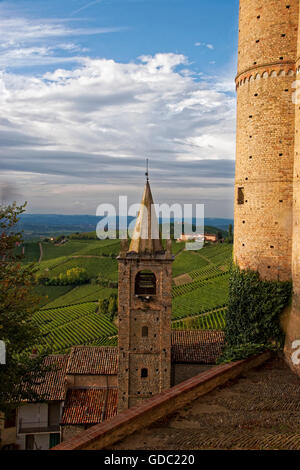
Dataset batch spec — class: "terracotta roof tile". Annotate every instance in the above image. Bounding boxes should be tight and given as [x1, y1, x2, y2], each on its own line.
[61, 388, 118, 425]
[171, 330, 225, 364]
[103, 389, 119, 421]
[67, 346, 118, 375]
[33, 354, 68, 401]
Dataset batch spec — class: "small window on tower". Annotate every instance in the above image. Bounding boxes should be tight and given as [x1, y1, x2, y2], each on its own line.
[237, 187, 245, 205]
[141, 368, 148, 378]
[142, 326, 149, 337]
[135, 270, 156, 296]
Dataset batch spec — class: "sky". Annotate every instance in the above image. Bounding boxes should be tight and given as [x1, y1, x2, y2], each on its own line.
[0, 0, 239, 217]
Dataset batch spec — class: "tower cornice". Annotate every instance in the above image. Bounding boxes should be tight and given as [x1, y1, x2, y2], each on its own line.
[235, 61, 295, 88]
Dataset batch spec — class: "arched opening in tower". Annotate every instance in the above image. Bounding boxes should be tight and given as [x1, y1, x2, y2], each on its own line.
[135, 270, 156, 296]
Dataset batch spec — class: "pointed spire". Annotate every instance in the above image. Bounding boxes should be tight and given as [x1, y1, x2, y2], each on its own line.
[129, 170, 164, 254]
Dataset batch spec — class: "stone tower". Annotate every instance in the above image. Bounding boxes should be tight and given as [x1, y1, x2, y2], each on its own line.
[234, 0, 300, 373]
[117, 178, 174, 412]
[234, 0, 298, 281]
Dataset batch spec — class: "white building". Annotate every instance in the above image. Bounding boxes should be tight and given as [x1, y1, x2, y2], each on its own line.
[16, 355, 68, 450]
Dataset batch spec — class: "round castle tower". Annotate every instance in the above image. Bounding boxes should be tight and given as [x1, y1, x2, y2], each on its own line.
[234, 0, 298, 281]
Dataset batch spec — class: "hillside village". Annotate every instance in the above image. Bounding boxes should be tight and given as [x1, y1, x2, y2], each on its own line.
[2, 0, 300, 454]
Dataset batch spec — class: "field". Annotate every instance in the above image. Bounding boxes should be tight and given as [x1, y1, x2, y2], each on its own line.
[34, 303, 117, 353]
[44, 284, 117, 309]
[22, 236, 232, 353]
[172, 307, 227, 330]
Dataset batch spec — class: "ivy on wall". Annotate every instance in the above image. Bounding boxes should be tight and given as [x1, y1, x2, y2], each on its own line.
[218, 264, 292, 364]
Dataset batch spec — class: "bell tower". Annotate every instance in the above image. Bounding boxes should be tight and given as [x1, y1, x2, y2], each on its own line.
[117, 174, 174, 412]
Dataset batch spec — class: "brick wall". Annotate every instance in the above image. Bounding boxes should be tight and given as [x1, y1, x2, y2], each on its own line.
[234, 0, 298, 281]
[62, 425, 87, 442]
[237, 0, 298, 75]
[234, 0, 300, 375]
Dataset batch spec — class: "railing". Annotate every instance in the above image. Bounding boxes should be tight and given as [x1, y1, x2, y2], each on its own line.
[18, 420, 60, 434]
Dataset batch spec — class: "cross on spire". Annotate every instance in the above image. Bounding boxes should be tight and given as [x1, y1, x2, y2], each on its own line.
[145, 158, 149, 182]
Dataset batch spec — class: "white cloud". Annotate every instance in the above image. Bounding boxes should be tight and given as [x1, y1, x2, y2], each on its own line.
[0, 4, 235, 216]
[0, 52, 236, 214]
[0, 13, 124, 68]
[195, 42, 214, 50]
[71, 0, 103, 16]
[0, 17, 121, 45]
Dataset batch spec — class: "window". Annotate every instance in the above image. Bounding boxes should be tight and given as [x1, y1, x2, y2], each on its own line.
[135, 270, 156, 296]
[141, 368, 148, 378]
[238, 187, 245, 205]
[142, 326, 148, 337]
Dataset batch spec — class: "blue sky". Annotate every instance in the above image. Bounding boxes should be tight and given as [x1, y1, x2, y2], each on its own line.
[0, 0, 239, 217]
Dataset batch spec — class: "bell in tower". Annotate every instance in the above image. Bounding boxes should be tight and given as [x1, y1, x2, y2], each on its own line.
[117, 168, 174, 412]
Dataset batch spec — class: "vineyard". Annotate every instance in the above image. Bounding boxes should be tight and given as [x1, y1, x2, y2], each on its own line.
[47, 256, 118, 281]
[34, 302, 117, 352]
[172, 276, 229, 319]
[24, 235, 232, 352]
[172, 271, 228, 297]
[33, 285, 74, 307]
[172, 307, 227, 331]
[172, 250, 209, 277]
[44, 284, 117, 309]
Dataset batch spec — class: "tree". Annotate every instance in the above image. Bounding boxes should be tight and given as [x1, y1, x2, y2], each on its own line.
[108, 295, 118, 322]
[98, 298, 109, 315]
[0, 202, 50, 416]
[228, 224, 233, 244]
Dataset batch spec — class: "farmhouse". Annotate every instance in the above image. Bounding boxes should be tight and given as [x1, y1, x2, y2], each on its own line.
[177, 233, 218, 243]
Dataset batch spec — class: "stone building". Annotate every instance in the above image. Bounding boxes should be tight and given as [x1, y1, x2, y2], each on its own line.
[234, 0, 300, 373]
[117, 178, 174, 411]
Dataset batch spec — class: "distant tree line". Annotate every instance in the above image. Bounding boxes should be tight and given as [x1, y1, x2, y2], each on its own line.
[37, 267, 89, 286]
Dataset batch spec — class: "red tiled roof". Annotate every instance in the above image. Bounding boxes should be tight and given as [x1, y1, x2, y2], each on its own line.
[61, 388, 118, 425]
[171, 330, 225, 364]
[67, 347, 118, 375]
[33, 354, 68, 401]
